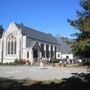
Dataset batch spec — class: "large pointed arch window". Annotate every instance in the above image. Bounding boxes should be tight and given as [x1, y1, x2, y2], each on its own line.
[8, 41, 10, 54]
[14, 41, 17, 54]
[6, 34, 17, 55]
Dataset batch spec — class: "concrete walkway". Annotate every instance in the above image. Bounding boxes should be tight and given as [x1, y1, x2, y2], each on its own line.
[0, 66, 88, 81]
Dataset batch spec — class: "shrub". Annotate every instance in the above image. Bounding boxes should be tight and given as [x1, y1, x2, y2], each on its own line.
[14, 59, 31, 65]
[84, 58, 90, 65]
[0, 62, 3, 65]
[20, 59, 26, 64]
[50, 58, 60, 63]
[14, 59, 20, 64]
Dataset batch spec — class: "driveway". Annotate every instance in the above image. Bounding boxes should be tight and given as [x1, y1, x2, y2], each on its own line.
[0, 66, 89, 81]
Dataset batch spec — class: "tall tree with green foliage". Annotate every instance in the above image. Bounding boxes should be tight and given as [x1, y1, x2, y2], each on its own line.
[68, 0, 90, 58]
[0, 25, 4, 38]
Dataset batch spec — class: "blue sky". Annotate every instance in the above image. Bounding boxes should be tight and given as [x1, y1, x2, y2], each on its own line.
[0, 0, 80, 38]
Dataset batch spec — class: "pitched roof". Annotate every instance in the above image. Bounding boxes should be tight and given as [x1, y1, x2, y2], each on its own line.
[15, 23, 58, 44]
[56, 37, 72, 54]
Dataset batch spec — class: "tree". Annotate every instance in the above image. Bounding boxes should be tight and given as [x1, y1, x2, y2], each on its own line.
[0, 25, 4, 38]
[68, 0, 90, 58]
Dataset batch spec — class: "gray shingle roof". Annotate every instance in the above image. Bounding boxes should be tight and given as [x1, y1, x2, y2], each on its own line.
[56, 37, 72, 54]
[15, 23, 58, 44]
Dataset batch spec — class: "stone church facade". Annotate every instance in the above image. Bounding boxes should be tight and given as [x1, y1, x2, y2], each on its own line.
[0, 22, 58, 64]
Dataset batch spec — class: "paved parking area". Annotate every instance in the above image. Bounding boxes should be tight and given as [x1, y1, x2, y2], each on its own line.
[0, 66, 88, 81]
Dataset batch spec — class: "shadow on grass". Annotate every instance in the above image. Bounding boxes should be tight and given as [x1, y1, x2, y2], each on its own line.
[0, 73, 90, 90]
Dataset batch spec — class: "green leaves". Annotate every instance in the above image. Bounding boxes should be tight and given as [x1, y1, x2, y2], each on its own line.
[80, 0, 90, 11]
[68, 0, 90, 57]
[72, 39, 90, 56]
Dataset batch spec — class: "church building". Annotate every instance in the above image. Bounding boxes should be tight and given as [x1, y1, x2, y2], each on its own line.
[0, 22, 58, 64]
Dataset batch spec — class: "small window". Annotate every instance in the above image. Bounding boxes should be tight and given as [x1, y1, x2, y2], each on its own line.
[27, 52, 29, 58]
[58, 54, 60, 57]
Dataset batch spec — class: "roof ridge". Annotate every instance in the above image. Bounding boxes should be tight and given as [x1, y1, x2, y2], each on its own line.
[15, 22, 51, 36]
[15, 22, 58, 44]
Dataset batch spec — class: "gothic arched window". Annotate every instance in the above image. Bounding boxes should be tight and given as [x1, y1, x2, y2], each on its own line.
[11, 41, 13, 54]
[14, 41, 17, 54]
[6, 34, 17, 55]
[8, 41, 10, 54]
